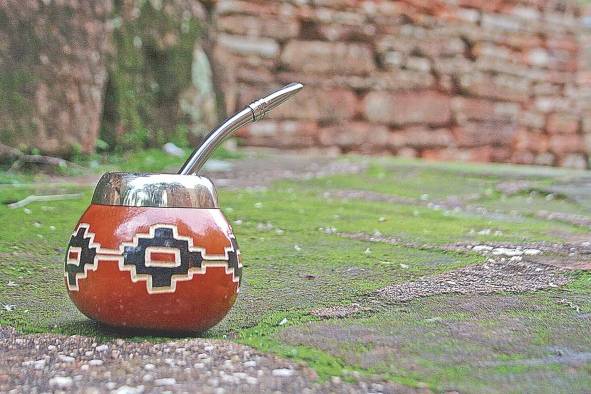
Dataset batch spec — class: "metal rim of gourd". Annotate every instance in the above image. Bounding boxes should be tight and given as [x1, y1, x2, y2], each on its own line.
[91, 83, 304, 209]
[92, 172, 219, 208]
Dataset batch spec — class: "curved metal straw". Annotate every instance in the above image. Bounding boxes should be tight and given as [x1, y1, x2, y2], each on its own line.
[178, 82, 304, 175]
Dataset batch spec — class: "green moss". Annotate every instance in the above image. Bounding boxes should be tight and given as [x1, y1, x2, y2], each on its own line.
[98, 147, 189, 173]
[0, 68, 37, 148]
[102, 0, 203, 150]
[305, 162, 501, 201]
[220, 181, 584, 246]
[1, 155, 586, 336]
[271, 292, 591, 393]
[0, 6, 45, 149]
[232, 311, 347, 379]
[231, 310, 431, 388]
[0, 179, 485, 336]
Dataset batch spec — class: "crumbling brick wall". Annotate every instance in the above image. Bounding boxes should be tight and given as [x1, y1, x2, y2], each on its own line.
[0, 0, 210, 156]
[0, 0, 112, 155]
[213, 0, 591, 168]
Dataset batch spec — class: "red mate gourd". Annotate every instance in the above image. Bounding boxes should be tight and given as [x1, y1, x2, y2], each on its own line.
[65, 83, 303, 332]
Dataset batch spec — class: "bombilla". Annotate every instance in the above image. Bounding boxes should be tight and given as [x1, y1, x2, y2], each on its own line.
[178, 82, 304, 175]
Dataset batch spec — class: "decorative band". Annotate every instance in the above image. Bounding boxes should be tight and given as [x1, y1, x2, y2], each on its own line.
[65, 223, 242, 294]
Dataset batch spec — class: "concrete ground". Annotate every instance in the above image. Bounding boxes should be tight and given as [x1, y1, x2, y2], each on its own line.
[1, 149, 590, 393]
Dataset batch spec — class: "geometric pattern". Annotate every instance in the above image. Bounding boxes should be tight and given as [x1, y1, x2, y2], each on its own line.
[64, 225, 99, 290]
[65, 223, 242, 294]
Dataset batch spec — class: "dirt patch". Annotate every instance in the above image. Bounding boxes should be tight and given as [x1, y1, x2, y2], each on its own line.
[535, 210, 591, 229]
[376, 260, 570, 303]
[452, 241, 591, 271]
[310, 303, 372, 319]
[339, 232, 591, 271]
[310, 233, 575, 318]
[479, 350, 591, 368]
[338, 232, 420, 249]
[323, 189, 416, 205]
[206, 150, 368, 189]
[29, 149, 369, 189]
[280, 294, 591, 393]
[307, 241, 575, 319]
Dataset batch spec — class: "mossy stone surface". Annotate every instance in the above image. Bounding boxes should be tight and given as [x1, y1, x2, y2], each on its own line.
[1, 152, 590, 392]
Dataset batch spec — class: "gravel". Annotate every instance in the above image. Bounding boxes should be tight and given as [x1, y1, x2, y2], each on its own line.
[0, 327, 415, 393]
[309, 256, 572, 319]
[377, 260, 570, 302]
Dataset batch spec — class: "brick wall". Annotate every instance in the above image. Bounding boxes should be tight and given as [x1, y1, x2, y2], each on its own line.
[212, 0, 591, 169]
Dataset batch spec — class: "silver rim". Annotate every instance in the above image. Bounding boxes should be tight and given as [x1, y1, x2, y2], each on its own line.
[91, 172, 219, 208]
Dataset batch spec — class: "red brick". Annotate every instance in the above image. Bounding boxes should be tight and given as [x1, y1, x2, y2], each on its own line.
[459, 73, 530, 103]
[240, 120, 318, 148]
[281, 40, 376, 75]
[547, 37, 579, 53]
[534, 153, 556, 166]
[583, 114, 591, 134]
[218, 15, 300, 41]
[389, 127, 455, 149]
[397, 147, 419, 158]
[558, 154, 588, 169]
[421, 147, 495, 163]
[239, 87, 358, 122]
[318, 122, 391, 152]
[317, 23, 377, 42]
[363, 91, 452, 126]
[546, 113, 580, 134]
[519, 111, 546, 130]
[217, 34, 280, 59]
[525, 48, 550, 67]
[452, 97, 497, 123]
[209, 0, 588, 171]
[473, 43, 513, 61]
[456, 0, 503, 12]
[274, 88, 358, 122]
[510, 151, 536, 165]
[503, 34, 544, 50]
[235, 66, 275, 84]
[275, 70, 435, 91]
[216, 1, 279, 16]
[453, 121, 517, 147]
[490, 147, 513, 162]
[513, 129, 548, 153]
[379, 36, 466, 59]
[549, 134, 585, 155]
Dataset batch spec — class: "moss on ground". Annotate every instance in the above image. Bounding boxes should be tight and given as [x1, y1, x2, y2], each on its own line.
[274, 287, 591, 393]
[1, 153, 590, 392]
[222, 180, 585, 246]
[305, 162, 503, 201]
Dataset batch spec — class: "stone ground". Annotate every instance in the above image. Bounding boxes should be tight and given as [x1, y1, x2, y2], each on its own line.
[1, 148, 590, 393]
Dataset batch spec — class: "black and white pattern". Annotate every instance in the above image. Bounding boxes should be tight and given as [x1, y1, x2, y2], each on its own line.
[227, 236, 242, 285]
[64, 225, 99, 290]
[64, 223, 242, 294]
[122, 227, 205, 289]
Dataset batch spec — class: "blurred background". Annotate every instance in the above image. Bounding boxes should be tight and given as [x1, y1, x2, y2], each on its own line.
[1, 0, 591, 170]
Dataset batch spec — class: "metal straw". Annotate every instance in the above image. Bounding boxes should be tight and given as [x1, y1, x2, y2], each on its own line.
[178, 82, 304, 175]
